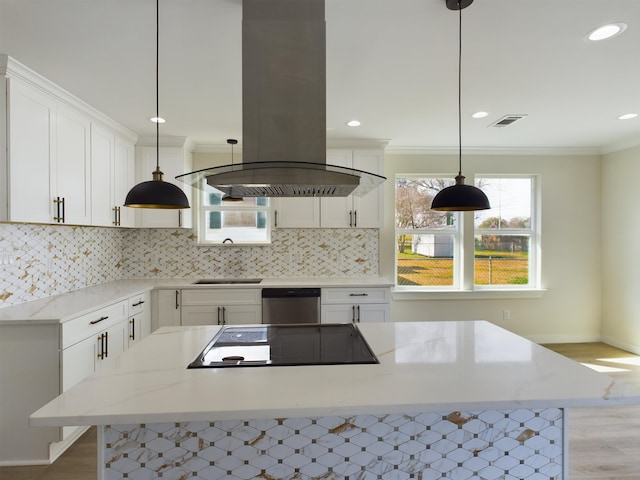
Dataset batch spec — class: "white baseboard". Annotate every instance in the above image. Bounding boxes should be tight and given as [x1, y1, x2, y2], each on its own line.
[600, 336, 640, 356]
[48, 426, 91, 465]
[525, 333, 603, 345]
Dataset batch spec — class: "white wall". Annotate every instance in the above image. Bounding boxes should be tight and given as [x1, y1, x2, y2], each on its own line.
[601, 144, 640, 353]
[381, 151, 602, 343]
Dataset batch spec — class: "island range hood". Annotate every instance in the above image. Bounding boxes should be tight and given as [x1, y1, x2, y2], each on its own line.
[177, 0, 386, 198]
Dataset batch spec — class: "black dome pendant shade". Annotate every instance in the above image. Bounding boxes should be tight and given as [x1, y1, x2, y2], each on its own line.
[431, 0, 489, 212]
[124, 167, 190, 209]
[124, 0, 190, 210]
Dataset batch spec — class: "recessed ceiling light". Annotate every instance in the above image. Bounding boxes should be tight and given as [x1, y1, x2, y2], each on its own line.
[150, 116, 166, 123]
[346, 120, 361, 127]
[618, 113, 638, 120]
[472, 111, 489, 119]
[586, 23, 627, 41]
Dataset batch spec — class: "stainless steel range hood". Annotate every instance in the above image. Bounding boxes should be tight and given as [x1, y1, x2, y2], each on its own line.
[177, 0, 385, 198]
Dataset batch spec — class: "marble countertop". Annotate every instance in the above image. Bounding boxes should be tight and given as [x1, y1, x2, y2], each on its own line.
[30, 321, 640, 426]
[0, 277, 393, 325]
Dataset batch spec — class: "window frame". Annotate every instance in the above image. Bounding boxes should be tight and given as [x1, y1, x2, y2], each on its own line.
[194, 187, 272, 246]
[394, 173, 541, 293]
[473, 175, 539, 291]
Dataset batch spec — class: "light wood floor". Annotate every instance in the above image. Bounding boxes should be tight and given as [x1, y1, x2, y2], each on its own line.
[1, 342, 639, 480]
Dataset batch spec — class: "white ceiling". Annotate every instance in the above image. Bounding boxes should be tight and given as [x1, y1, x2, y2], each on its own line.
[1, 0, 639, 153]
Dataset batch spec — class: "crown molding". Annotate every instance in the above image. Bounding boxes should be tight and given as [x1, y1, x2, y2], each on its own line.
[601, 136, 640, 155]
[384, 145, 602, 156]
[1, 55, 138, 143]
[137, 135, 194, 150]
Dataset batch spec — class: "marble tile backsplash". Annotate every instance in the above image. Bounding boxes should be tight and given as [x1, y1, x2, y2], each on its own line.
[0, 224, 379, 308]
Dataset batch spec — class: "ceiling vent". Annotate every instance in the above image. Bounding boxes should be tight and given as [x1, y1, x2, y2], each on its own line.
[489, 114, 528, 128]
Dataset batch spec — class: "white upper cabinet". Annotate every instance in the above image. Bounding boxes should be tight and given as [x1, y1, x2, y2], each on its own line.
[320, 149, 385, 228]
[272, 197, 320, 228]
[5, 81, 92, 225]
[1, 55, 138, 226]
[4, 78, 55, 223]
[55, 104, 92, 225]
[272, 148, 385, 229]
[90, 124, 115, 226]
[113, 138, 135, 227]
[134, 140, 193, 228]
[90, 125, 136, 227]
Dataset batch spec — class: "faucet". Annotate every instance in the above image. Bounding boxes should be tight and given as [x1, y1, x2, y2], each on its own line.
[222, 238, 234, 244]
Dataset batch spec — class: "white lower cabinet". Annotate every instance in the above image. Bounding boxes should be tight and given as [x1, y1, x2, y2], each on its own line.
[127, 292, 151, 348]
[180, 289, 262, 326]
[321, 287, 390, 324]
[152, 289, 182, 330]
[0, 291, 153, 465]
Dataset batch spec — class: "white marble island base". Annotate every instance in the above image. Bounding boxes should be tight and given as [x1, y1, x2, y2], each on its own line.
[102, 408, 564, 480]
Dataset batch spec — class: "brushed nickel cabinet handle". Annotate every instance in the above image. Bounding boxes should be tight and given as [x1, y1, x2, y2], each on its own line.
[90, 315, 109, 325]
[113, 206, 121, 226]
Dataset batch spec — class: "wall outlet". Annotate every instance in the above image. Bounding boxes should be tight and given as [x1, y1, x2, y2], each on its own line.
[503, 309, 511, 320]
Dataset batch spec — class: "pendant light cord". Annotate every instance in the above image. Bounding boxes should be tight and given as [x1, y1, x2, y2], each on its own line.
[155, 0, 160, 171]
[457, 0, 462, 177]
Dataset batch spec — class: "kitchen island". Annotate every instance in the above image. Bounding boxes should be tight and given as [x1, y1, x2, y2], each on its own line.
[30, 321, 640, 480]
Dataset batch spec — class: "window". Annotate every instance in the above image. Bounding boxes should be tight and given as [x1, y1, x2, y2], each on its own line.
[197, 190, 271, 245]
[395, 175, 539, 290]
[474, 176, 536, 288]
[395, 176, 461, 288]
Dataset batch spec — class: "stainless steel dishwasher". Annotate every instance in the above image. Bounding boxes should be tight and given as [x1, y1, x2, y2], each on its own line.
[261, 288, 321, 324]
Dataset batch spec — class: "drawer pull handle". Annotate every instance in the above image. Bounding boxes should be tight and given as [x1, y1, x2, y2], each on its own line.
[132, 300, 145, 307]
[349, 293, 369, 297]
[90, 316, 109, 325]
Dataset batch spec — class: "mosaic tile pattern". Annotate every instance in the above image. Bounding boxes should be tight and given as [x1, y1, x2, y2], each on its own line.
[122, 228, 379, 279]
[0, 224, 125, 307]
[103, 409, 564, 480]
[0, 224, 379, 308]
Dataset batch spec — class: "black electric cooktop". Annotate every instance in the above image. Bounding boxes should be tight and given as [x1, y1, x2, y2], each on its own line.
[187, 323, 379, 368]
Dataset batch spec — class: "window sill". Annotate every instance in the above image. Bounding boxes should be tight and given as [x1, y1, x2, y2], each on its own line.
[391, 287, 546, 300]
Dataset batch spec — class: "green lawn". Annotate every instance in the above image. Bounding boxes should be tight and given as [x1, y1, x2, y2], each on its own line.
[397, 251, 528, 286]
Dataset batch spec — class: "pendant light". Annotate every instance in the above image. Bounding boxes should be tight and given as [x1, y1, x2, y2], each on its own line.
[431, 0, 490, 212]
[124, 0, 190, 209]
[221, 139, 244, 202]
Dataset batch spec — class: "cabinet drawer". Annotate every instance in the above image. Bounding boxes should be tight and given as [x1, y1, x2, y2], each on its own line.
[181, 288, 261, 306]
[321, 287, 390, 304]
[128, 292, 148, 317]
[61, 301, 127, 349]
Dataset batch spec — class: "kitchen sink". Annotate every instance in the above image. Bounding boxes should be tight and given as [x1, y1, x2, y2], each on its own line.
[192, 278, 263, 285]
